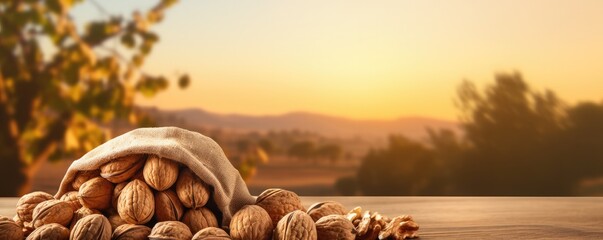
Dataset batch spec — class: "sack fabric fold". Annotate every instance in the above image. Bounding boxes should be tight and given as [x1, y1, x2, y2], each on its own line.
[55, 127, 255, 227]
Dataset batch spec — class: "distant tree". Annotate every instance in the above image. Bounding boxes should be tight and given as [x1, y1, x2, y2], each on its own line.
[455, 72, 566, 195]
[357, 135, 435, 195]
[551, 102, 603, 191]
[315, 143, 343, 163]
[425, 128, 465, 195]
[258, 138, 275, 154]
[0, 0, 186, 196]
[287, 140, 316, 160]
[335, 176, 358, 196]
[344, 72, 603, 196]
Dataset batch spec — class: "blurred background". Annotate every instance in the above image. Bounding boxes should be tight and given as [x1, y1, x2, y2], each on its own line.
[1, 0, 602, 196]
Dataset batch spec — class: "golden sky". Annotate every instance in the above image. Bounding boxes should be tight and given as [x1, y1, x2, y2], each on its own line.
[76, 1, 603, 121]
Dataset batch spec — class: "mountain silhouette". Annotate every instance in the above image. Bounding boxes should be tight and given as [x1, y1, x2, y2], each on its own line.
[142, 107, 460, 140]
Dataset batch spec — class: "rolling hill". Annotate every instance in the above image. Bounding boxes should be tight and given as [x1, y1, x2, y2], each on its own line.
[142, 107, 460, 140]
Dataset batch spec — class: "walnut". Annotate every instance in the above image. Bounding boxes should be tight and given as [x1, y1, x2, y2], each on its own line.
[273, 210, 317, 240]
[175, 168, 210, 208]
[379, 215, 419, 240]
[117, 179, 155, 224]
[356, 211, 373, 236]
[25, 223, 69, 240]
[77, 177, 113, 210]
[154, 190, 184, 222]
[148, 221, 192, 240]
[23, 225, 35, 238]
[60, 191, 82, 211]
[69, 207, 101, 229]
[345, 206, 362, 223]
[11, 215, 23, 228]
[70, 214, 111, 240]
[112, 182, 128, 210]
[306, 201, 347, 222]
[16, 191, 54, 223]
[31, 199, 74, 228]
[182, 207, 219, 233]
[111, 224, 152, 240]
[100, 154, 146, 183]
[355, 210, 386, 240]
[15, 213, 33, 238]
[255, 188, 304, 226]
[192, 227, 231, 240]
[143, 155, 179, 191]
[107, 211, 127, 232]
[229, 205, 273, 240]
[315, 215, 355, 240]
[0, 217, 23, 240]
[72, 170, 100, 190]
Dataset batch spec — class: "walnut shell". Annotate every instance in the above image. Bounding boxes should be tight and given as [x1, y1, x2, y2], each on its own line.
[16, 191, 54, 223]
[143, 155, 179, 191]
[256, 188, 304, 226]
[25, 223, 69, 240]
[182, 207, 219, 233]
[10, 215, 17, 222]
[117, 179, 155, 224]
[315, 215, 355, 240]
[70, 214, 111, 240]
[23, 225, 35, 238]
[111, 224, 152, 240]
[11, 215, 23, 228]
[77, 177, 113, 210]
[72, 170, 100, 190]
[107, 212, 127, 232]
[148, 221, 192, 240]
[306, 201, 347, 222]
[112, 182, 128, 209]
[154, 190, 184, 222]
[31, 200, 74, 228]
[192, 227, 231, 240]
[70, 207, 101, 229]
[0, 217, 23, 240]
[100, 154, 146, 183]
[175, 168, 210, 208]
[230, 205, 273, 240]
[60, 191, 82, 211]
[273, 210, 317, 240]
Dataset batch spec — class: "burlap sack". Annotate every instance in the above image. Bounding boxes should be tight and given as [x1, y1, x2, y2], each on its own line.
[55, 127, 255, 227]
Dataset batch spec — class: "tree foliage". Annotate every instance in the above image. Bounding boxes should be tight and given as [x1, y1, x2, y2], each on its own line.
[0, 0, 185, 196]
[455, 73, 566, 195]
[342, 73, 603, 196]
[357, 135, 434, 195]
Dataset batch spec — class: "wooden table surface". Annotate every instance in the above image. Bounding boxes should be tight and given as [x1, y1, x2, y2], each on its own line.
[2, 197, 602, 239]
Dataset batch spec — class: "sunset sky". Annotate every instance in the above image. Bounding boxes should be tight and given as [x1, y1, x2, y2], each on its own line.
[73, 1, 603, 121]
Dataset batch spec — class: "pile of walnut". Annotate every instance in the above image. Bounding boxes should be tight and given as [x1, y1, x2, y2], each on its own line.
[0, 154, 419, 240]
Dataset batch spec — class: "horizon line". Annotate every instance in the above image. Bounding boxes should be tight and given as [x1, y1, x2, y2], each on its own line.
[137, 104, 460, 123]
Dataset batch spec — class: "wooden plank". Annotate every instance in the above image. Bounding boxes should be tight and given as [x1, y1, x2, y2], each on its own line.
[1, 197, 602, 239]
